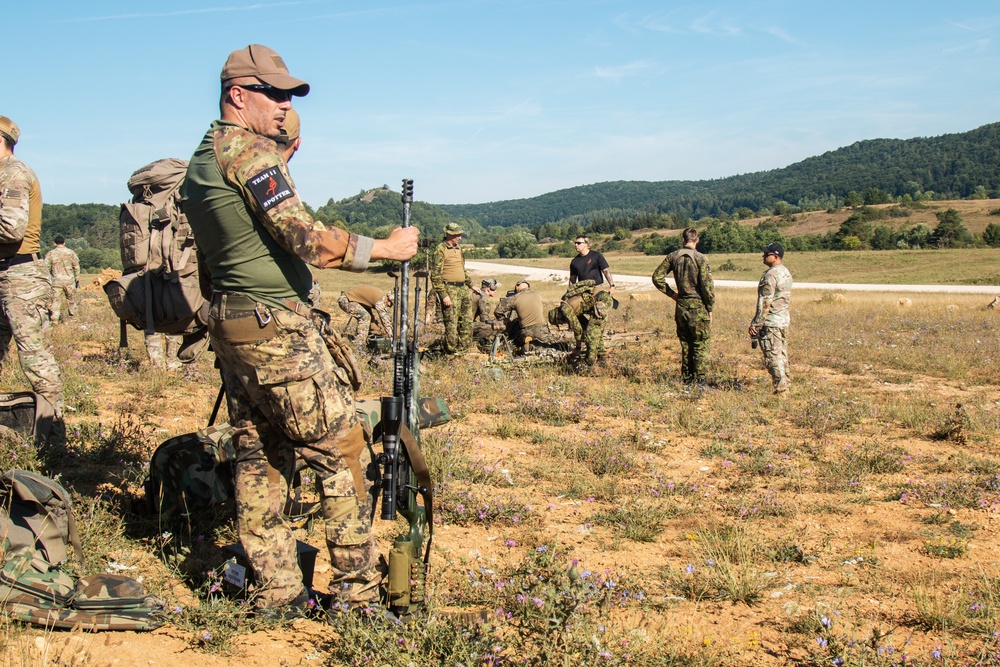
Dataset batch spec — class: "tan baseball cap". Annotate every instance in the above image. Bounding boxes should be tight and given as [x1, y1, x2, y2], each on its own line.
[0, 116, 20, 145]
[277, 108, 301, 145]
[221, 44, 310, 96]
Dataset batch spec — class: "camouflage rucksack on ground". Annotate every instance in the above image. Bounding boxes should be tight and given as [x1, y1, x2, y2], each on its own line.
[0, 470, 164, 631]
[104, 158, 209, 337]
[146, 400, 453, 529]
[145, 423, 237, 525]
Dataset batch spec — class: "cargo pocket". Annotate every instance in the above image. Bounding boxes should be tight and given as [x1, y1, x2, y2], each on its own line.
[255, 364, 328, 443]
[14, 282, 50, 307]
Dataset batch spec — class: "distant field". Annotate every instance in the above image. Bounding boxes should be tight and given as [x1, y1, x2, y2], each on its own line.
[633, 198, 1000, 239]
[488, 247, 1000, 286]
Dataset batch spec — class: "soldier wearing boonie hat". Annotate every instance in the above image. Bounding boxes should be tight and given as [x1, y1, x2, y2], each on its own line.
[0, 115, 65, 419]
[430, 222, 475, 354]
[181, 45, 419, 617]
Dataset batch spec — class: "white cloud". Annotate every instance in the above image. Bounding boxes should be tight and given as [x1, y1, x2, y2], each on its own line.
[594, 59, 657, 81]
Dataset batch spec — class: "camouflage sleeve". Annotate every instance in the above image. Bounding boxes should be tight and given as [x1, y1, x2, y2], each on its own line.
[45, 252, 54, 274]
[214, 126, 374, 272]
[651, 254, 676, 298]
[751, 271, 776, 326]
[72, 250, 80, 281]
[698, 254, 715, 312]
[430, 243, 446, 296]
[494, 296, 513, 320]
[0, 161, 32, 244]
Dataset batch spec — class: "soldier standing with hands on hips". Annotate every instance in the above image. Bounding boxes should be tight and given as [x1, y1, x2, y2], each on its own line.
[181, 44, 419, 618]
[749, 243, 793, 394]
[569, 236, 614, 364]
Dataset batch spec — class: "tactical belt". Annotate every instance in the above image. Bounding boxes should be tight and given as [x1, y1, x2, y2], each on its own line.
[0, 253, 38, 271]
[213, 291, 311, 317]
[208, 291, 310, 344]
[445, 281, 466, 287]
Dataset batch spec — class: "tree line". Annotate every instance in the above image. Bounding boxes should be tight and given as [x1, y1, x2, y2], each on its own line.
[39, 120, 1000, 269]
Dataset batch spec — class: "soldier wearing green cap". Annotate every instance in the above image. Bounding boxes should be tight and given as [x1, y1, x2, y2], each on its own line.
[430, 222, 477, 354]
[181, 45, 419, 618]
[0, 115, 65, 419]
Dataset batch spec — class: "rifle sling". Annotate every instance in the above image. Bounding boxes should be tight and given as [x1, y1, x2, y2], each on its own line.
[398, 424, 434, 561]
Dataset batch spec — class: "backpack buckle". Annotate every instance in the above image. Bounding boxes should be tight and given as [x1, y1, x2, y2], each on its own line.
[254, 303, 272, 327]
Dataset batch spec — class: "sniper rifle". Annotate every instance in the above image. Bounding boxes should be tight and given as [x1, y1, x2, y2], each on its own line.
[375, 179, 434, 617]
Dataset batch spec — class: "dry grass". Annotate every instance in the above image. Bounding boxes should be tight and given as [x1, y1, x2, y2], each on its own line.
[1, 267, 999, 665]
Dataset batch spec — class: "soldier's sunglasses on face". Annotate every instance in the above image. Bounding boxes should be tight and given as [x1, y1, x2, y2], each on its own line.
[232, 84, 293, 103]
[574, 241, 586, 245]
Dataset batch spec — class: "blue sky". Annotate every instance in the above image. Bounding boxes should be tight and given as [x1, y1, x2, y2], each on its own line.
[7, 1, 1000, 207]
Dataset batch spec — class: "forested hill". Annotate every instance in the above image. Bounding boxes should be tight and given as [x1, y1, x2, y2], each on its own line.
[437, 122, 1000, 228]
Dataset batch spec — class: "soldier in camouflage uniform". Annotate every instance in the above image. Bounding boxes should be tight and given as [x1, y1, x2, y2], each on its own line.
[337, 286, 392, 343]
[0, 116, 65, 418]
[548, 280, 607, 366]
[181, 45, 419, 616]
[494, 280, 558, 350]
[652, 227, 715, 384]
[749, 243, 793, 394]
[45, 236, 79, 323]
[430, 223, 477, 355]
[470, 278, 501, 344]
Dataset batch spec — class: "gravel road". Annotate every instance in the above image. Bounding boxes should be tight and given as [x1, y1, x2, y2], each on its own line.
[465, 261, 1000, 294]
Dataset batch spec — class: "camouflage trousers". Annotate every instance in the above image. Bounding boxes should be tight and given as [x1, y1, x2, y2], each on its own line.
[210, 307, 378, 609]
[439, 284, 472, 354]
[49, 281, 77, 323]
[472, 320, 499, 343]
[674, 298, 711, 382]
[759, 326, 791, 391]
[337, 293, 391, 343]
[0, 261, 64, 416]
[144, 332, 182, 371]
[561, 301, 609, 365]
[517, 323, 560, 348]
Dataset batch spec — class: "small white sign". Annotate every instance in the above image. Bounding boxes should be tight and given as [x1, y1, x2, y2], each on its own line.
[223, 559, 246, 589]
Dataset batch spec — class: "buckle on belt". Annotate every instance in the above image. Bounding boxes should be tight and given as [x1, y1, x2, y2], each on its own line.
[254, 303, 272, 327]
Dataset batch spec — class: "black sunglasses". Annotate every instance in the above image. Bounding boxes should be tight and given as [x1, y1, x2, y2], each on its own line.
[231, 83, 292, 103]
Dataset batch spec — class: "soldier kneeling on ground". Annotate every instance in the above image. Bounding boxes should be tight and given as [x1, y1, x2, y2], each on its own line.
[547, 280, 609, 366]
[337, 286, 393, 346]
[495, 280, 561, 353]
[471, 278, 502, 346]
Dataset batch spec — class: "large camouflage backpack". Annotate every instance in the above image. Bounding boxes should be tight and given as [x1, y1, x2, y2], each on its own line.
[145, 422, 237, 526]
[0, 470, 164, 631]
[103, 158, 209, 336]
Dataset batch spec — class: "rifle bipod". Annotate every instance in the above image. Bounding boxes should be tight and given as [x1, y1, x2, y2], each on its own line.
[488, 332, 517, 362]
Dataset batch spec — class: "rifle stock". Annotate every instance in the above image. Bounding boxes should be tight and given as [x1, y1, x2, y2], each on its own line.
[378, 179, 433, 616]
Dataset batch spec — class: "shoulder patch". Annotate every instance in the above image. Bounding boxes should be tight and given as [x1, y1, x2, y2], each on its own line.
[246, 166, 294, 212]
